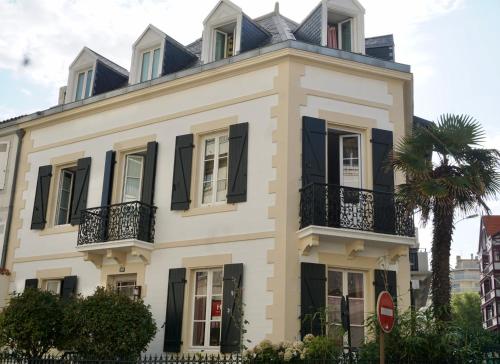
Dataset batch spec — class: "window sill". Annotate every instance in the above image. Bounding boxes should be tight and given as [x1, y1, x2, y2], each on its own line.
[39, 224, 78, 236]
[182, 204, 236, 217]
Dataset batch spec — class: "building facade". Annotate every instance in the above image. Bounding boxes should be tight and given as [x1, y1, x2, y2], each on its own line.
[409, 246, 431, 309]
[451, 255, 480, 294]
[2, 0, 418, 353]
[478, 216, 500, 331]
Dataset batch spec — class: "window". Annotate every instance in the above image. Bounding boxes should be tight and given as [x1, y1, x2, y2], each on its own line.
[75, 69, 93, 101]
[486, 304, 494, 320]
[214, 24, 235, 61]
[191, 268, 223, 348]
[484, 278, 492, 294]
[108, 274, 138, 300]
[494, 250, 500, 262]
[140, 47, 161, 82]
[339, 19, 352, 52]
[44, 279, 61, 295]
[326, 18, 352, 52]
[340, 135, 361, 189]
[327, 270, 364, 347]
[0, 141, 10, 190]
[54, 168, 76, 226]
[200, 132, 229, 205]
[122, 153, 145, 202]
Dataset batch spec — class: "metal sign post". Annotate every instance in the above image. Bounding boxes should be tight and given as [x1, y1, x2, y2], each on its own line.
[377, 291, 395, 364]
[341, 295, 351, 363]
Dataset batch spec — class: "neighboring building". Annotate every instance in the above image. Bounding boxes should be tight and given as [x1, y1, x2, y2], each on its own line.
[478, 216, 500, 331]
[451, 254, 480, 294]
[2, 0, 420, 353]
[409, 245, 431, 309]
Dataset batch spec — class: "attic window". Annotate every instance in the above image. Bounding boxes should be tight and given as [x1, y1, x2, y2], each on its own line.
[214, 23, 235, 61]
[75, 68, 93, 101]
[327, 12, 352, 52]
[140, 47, 161, 82]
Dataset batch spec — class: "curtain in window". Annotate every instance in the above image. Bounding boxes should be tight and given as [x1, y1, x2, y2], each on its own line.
[327, 26, 338, 49]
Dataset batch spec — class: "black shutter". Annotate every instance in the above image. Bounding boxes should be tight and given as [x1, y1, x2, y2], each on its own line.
[372, 129, 395, 233]
[300, 262, 326, 338]
[374, 269, 397, 307]
[227, 123, 248, 203]
[70, 157, 92, 225]
[31, 165, 52, 229]
[24, 278, 38, 290]
[141, 141, 158, 206]
[302, 117, 326, 187]
[61, 276, 78, 299]
[164, 268, 187, 353]
[221, 263, 243, 353]
[101, 150, 116, 206]
[171, 134, 194, 211]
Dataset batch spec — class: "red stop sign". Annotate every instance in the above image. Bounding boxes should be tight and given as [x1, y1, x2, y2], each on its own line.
[377, 291, 395, 333]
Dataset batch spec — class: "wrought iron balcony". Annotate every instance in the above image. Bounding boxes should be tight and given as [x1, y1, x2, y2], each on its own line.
[77, 201, 157, 246]
[299, 183, 415, 237]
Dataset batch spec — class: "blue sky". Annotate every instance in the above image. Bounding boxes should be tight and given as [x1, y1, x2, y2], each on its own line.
[0, 0, 499, 265]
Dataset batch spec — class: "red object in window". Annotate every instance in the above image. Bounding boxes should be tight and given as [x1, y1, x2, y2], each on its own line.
[211, 300, 222, 317]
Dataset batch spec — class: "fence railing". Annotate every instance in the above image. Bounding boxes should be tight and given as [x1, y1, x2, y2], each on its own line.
[77, 201, 157, 245]
[299, 183, 415, 237]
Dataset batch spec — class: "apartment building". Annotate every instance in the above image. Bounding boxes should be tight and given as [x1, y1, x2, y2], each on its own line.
[1, 0, 419, 353]
[478, 216, 500, 331]
[451, 254, 480, 294]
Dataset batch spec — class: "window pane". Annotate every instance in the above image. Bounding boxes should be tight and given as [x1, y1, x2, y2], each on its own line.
[209, 321, 221, 346]
[216, 180, 227, 202]
[218, 135, 228, 156]
[205, 138, 215, 160]
[328, 271, 343, 296]
[123, 155, 143, 202]
[192, 322, 205, 346]
[126, 156, 143, 178]
[84, 69, 93, 98]
[124, 178, 141, 202]
[211, 297, 222, 319]
[328, 296, 341, 324]
[75, 72, 85, 101]
[341, 20, 352, 52]
[215, 31, 226, 61]
[342, 136, 360, 188]
[348, 272, 363, 298]
[152, 48, 160, 79]
[194, 297, 207, 320]
[46, 280, 60, 294]
[140, 51, 151, 82]
[195, 271, 208, 295]
[55, 170, 74, 225]
[350, 326, 364, 347]
[212, 270, 223, 295]
[349, 298, 364, 325]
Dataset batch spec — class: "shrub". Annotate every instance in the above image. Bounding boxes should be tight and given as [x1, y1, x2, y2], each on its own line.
[0, 289, 64, 358]
[62, 287, 156, 359]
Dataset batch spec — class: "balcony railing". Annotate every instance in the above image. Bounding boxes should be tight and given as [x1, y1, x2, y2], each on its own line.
[77, 201, 157, 246]
[299, 183, 415, 237]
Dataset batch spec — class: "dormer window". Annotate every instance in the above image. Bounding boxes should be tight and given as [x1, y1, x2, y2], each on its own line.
[327, 15, 353, 52]
[140, 47, 161, 82]
[75, 68, 93, 101]
[214, 24, 235, 61]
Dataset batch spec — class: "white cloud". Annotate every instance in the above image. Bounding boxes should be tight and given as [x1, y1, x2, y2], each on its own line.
[0, 0, 465, 95]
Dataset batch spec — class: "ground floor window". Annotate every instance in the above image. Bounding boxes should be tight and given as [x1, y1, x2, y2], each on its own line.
[107, 274, 139, 299]
[43, 279, 62, 295]
[327, 269, 365, 347]
[191, 268, 223, 348]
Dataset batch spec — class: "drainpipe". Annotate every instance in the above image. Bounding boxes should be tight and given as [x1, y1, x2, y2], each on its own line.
[1, 128, 25, 269]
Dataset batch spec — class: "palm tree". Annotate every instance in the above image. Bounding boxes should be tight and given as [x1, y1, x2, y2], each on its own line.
[392, 114, 500, 321]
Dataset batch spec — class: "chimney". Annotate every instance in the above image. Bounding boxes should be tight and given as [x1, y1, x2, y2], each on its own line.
[58, 86, 67, 105]
[274, 2, 279, 15]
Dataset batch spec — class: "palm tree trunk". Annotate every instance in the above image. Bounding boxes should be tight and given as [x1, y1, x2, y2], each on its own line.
[431, 206, 455, 321]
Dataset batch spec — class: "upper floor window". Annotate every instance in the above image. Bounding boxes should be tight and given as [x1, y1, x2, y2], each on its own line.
[122, 153, 145, 202]
[340, 134, 360, 189]
[327, 16, 352, 52]
[75, 68, 93, 101]
[214, 23, 235, 61]
[55, 167, 76, 226]
[200, 132, 229, 205]
[140, 47, 161, 82]
[191, 268, 223, 348]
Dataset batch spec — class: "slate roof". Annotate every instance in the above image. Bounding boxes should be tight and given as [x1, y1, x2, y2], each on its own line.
[83, 47, 129, 76]
[365, 34, 394, 49]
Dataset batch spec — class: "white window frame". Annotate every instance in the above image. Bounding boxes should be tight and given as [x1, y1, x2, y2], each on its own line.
[327, 269, 365, 346]
[211, 22, 236, 62]
[44, 279, 62, 295]
[74, 68, 94, 101]
[199, 131, 229, 206]
[140, 46, 161, 82]
[122, 153, 145, 203]
[54, 169, 75, 226]
[0, 141, 10, 190]
[190, 268, 223, 350]
[339, 134, 361, 189]
[338, 19, 352, 51]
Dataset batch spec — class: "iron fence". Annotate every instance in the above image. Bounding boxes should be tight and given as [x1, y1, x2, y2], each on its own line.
[77, 201, 157, 245]
[299, 183, 414, 237]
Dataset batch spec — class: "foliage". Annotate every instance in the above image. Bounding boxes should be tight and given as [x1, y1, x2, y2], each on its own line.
[0, 288, 64, 358]
[244, 333, 344, 362]
[61, 287, 156, 359]
[359, 306, 500, 363]
[451, 292, 482, 332]
[392, 114, 500, 320]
